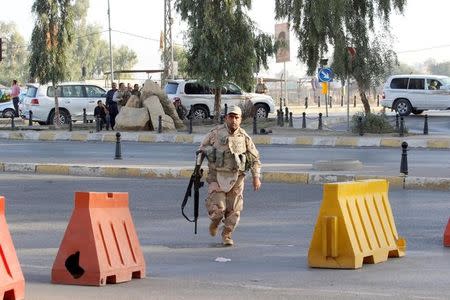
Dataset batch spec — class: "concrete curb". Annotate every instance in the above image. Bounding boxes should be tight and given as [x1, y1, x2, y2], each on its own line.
[2, 162, 449, 191]
[0, 130, 449, 149]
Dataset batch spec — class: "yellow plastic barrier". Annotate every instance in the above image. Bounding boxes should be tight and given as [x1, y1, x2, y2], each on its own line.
[308, 179, 406, 269]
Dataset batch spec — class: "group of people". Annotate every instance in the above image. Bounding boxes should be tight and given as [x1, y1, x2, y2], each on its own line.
[100, 82, 142, 130]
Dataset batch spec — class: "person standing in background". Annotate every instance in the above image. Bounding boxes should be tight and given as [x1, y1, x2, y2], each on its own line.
[11, 80, 21, 117]
[105, 82, 118, 130]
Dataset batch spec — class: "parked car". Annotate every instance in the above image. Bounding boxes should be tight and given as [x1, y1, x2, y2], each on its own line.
[381, 74, 450, 116]
[164, 80, 275, 119]
[0, 101, 16, 118]
[21, 82, 106, 125]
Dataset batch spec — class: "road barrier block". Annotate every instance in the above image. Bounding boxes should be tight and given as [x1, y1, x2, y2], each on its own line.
[52, 192, 146, 286]
[0, 197, 25, 300]
[308, 179, 406, 269]
[444, 218, 450, 247]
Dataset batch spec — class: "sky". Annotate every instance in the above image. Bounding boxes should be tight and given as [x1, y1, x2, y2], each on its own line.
[2, 0, 450, 80]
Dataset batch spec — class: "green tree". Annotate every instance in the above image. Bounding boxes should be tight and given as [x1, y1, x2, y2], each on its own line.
[174, 45, 188, 79]
[66, 23, 110, 80]
[275, 0, 406, 114]
[29, 0, 74, 127]
[112, 45, 138, 81]
[393, 62, 418, 75]
[0, 22, 29, 86]
[427, 61, 450, 77]
[175, 0, 275, 121]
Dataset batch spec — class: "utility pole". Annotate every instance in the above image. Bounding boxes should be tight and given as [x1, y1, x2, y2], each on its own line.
[107, 0, 114, 85]
[163, 0, 174, 85]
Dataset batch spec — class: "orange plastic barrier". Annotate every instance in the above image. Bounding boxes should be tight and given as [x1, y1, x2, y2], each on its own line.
[444, 218, 450, 247]
[0, 197, 25, 300]
[52, 192, 146, 286]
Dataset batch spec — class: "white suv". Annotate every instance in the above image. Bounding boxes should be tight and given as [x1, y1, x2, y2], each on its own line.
[165, 80, 275, 119]
[381, 74, 450, 116]
[22, 82, 106, 125]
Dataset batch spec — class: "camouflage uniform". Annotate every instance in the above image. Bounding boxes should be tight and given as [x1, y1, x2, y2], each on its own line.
[199, 123, 261, 245]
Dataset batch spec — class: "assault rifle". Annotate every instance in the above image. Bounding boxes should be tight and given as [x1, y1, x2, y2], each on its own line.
[181, 152, 204, 234]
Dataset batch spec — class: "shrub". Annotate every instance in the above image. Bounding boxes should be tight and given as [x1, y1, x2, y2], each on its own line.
[238, 99, 255, 120]
[351, 112, 398, 134]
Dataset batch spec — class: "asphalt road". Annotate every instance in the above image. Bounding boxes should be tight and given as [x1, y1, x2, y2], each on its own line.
[0, 140, 449, 178]
[2, 174, 450, 299]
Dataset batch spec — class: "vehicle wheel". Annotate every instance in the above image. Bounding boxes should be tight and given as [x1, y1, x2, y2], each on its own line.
[2, 108, 15, 118]
[395, 99, 412, 116]
[254, 104, 268, 119]
[412, 109, 424, 115]
[190, 106, 209, 120]
[49, 110, 70, 125]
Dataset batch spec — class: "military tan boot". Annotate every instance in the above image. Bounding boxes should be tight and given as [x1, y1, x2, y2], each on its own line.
[222, 228, 234, 246]
[209, 220, 220, 237]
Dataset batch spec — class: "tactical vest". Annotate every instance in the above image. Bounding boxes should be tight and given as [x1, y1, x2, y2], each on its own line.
[205, 126, 248, 192]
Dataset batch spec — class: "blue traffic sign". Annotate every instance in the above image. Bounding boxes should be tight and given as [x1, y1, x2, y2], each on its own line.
[318, 67, 333, 82]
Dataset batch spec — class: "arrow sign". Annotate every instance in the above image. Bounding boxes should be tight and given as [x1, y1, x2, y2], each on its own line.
[318, 68, 333, 83]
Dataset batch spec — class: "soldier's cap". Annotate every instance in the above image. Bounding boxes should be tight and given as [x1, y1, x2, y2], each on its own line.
[227, 106, 242, 116]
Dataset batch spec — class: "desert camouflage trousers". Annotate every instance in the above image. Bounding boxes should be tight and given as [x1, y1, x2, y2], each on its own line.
[205, 174, 245, 238]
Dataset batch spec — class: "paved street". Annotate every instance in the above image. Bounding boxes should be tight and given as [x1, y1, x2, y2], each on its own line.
[2, 174, 450, 299]
[0, 140, 449, 178]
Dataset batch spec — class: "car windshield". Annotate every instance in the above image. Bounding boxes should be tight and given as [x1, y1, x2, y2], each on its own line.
[440, 77, 450, 85]
[26, 86, 37, 97]
[165, 82, 179, 94]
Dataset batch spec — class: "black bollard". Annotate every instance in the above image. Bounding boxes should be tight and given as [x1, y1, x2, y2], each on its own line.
[10, 116, 15, 129]
[423, 114, 428, 135]
[114, 132, 122, 160]
[302, 112, 306, 129]
[377, 94, 380, 107]
[399, 116, 405, 137]
[224, 103, 228, 116]
[280, 110, 284, 127]
[28, 110, 33, 126]
[189, 116, 193, 134]
[341, 95, 344, 107]
[253, 115, 257, 135]
[353, 95, 357, 107]
[83, 108, 87, 124]
[95, 116, 100, 132]
[318, 113, 323, 130]
[158, 115, 162, 133]
[317, 96, 320, 107]
[68, 115, 72, 132]
[358, 116, 364, 136]
[400, 141, 408, 176]
[329, 96, 332, 108]
[289, 112, 293, 127]
[276, 110, 280, 126]
[285, 107, 289, 123]
[305, 97, 308, 109]
[279, 98, 282, 112]
[395, 114, 399, 131]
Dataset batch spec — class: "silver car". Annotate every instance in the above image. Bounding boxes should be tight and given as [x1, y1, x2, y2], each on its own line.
[0, 101, 16, 118]
[165, 80, 275, 119]
[22, 82, 106, 125]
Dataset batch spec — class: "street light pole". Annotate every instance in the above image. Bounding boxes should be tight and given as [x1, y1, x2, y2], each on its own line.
[107, 0, 114, 85]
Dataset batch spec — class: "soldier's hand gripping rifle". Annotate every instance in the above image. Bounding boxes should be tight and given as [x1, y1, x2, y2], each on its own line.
[181, 151, 204, 234]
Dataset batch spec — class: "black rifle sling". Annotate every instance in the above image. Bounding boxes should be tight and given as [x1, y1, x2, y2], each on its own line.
[181, 174, 195, 222]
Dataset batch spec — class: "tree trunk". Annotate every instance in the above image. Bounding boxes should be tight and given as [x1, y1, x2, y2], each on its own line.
[354, 77, 371, 115]
[214, 88, 222, 123]
[359, 89, 371, 115]
[53, 83, 61, 128]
